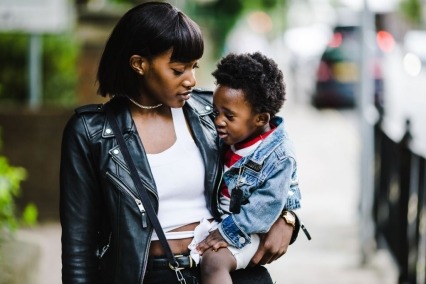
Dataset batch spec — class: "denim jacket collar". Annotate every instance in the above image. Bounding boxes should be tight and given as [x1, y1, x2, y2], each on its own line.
[221, 116, 287, 170]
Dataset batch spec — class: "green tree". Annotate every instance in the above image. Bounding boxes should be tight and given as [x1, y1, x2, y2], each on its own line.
[400, 0, 423, 26]
[187, 0, 286, 58]
[0, 33, 79, 107]
[0, 130, 37, 241]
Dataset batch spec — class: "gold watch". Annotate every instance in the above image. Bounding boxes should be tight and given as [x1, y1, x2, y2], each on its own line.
[282, 211, 296, 229]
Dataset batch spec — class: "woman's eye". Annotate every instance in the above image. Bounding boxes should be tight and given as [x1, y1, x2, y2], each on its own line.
[172, 69, 184, 75]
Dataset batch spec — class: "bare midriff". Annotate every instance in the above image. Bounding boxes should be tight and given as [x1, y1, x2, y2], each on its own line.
[149, 221, 199, 256]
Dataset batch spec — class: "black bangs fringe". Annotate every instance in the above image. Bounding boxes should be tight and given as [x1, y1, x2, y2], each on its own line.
[169, 16, 204, 63]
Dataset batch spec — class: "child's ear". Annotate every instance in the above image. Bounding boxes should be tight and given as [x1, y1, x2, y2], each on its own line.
[256, 113, 270, 126]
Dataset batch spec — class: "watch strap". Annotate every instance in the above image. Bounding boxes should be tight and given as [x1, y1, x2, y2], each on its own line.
[289, 211, 300, 245]
[286, 211, 312, 244]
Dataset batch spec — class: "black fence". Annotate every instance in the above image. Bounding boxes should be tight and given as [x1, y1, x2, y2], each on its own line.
[373, 117, 426, 284]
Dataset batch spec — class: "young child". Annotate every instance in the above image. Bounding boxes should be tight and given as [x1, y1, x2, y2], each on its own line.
[188, 52, 302, 284]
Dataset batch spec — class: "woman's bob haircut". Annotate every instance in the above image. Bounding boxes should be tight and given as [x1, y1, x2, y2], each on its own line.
[96, 2, 204, 98]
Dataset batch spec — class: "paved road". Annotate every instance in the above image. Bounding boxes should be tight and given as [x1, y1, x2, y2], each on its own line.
[17, 101, 398, 284]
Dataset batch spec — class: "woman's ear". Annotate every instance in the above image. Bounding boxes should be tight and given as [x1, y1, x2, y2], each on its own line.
[129, 55, 146, 75]
[256, 113, 270, 126]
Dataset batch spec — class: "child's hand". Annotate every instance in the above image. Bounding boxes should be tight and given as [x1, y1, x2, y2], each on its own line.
[196, 229, 228, 254]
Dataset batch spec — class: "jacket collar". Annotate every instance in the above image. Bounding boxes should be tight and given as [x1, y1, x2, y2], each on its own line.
[249, 116, 286, 163]
[101, 94, 213, 139]
[221, 116, 288, 171]
[102, 96, 134, 139]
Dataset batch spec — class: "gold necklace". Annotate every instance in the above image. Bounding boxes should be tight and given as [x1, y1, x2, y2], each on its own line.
[128, 97, 163, 110]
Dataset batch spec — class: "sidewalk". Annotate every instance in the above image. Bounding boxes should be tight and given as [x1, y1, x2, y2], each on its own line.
[17, 102, 398, 284]
[267, 102, 398, 283]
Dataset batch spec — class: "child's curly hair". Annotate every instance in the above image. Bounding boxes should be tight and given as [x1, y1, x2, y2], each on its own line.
[212, 52, 286, 116]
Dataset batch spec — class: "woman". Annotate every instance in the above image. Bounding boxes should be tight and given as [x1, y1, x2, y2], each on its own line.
[60, 2, 300, 283]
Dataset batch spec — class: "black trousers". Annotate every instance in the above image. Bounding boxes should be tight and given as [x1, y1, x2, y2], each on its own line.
[143, 265, 273, 284]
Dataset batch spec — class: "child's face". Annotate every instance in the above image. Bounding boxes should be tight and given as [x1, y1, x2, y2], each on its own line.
[213, 85, 262, 145]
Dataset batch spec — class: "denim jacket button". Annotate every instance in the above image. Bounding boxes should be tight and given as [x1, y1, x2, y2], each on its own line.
[239, 237, 246, 244]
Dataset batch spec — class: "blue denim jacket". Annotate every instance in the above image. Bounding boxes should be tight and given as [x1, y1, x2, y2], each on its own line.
[218, 116, 301, 248]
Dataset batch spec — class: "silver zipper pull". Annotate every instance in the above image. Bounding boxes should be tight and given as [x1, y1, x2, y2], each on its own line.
[136, 199, 147, 228]
[135, 199, 148, 228]
[141, 212, 147, 228]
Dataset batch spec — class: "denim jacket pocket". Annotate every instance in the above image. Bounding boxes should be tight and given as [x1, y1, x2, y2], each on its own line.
[229, 167, 260, 206]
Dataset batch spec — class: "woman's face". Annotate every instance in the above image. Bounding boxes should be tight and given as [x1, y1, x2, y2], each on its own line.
[213, 85, 261, 146]
[141, 49, 199, 108]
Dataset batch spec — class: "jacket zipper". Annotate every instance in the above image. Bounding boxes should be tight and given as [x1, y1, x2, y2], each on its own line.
[215, 166, 225, 216]
[105, 171, 147, 227]
[106, 171, 153, 283]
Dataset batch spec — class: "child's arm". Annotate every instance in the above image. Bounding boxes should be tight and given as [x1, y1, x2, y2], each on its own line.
[196, 229, 228, 254]
[219, 156, 298, 249]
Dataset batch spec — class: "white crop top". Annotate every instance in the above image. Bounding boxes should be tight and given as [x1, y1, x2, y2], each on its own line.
[147, 107, 213, 240]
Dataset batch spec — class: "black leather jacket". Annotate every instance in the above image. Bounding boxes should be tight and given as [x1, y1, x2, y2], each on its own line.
[60, 90, 222, 283]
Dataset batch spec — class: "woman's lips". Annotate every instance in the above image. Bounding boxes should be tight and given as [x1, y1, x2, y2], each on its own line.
[179, 91, 191, 101]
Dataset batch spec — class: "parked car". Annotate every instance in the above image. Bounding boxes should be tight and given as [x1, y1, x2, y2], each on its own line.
[311, 25, 392, 108]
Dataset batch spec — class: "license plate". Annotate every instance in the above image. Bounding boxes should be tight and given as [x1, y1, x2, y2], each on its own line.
[332, 62, 358, 82]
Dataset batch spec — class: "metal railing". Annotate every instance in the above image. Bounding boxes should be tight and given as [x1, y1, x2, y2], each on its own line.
[373, 116, 426, 284]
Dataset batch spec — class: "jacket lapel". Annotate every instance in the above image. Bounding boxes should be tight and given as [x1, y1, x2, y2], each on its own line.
[104, 97, 159, 199]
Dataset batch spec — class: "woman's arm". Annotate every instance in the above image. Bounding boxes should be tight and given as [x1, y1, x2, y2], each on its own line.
[249, 214, 297, 266]
[60, 115, 102, 283]
[196, 212, 301, 264]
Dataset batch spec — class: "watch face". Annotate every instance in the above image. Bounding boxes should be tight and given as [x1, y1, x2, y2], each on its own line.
[285, 212, 295, 223]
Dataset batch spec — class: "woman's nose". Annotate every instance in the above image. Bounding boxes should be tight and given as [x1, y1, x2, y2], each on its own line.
[183, 70, 197, 88]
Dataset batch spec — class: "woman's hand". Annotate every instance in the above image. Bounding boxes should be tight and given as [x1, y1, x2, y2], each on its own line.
[249, 217, 293, 266]
[196, 229, 228, 254]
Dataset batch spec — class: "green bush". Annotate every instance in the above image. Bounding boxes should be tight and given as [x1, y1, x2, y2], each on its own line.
[0, 130, 37, 241]
[0, 32, 80, 107]
[187, 0, 286, 58]
[400, 0, 423, 26]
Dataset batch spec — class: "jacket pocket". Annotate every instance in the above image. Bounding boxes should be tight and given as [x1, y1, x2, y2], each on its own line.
[105, 171, 148, 228]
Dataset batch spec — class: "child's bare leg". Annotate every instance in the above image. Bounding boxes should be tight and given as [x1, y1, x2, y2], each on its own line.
[200, 247, 236, 284]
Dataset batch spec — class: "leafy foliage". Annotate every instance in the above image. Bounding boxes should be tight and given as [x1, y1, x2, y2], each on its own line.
[0, 32, 79, 107]
[0, 130, 37, 240]
[400, 0, 423, 26]
[187, 0, 285, 58]
[0, 157, 27, 233]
